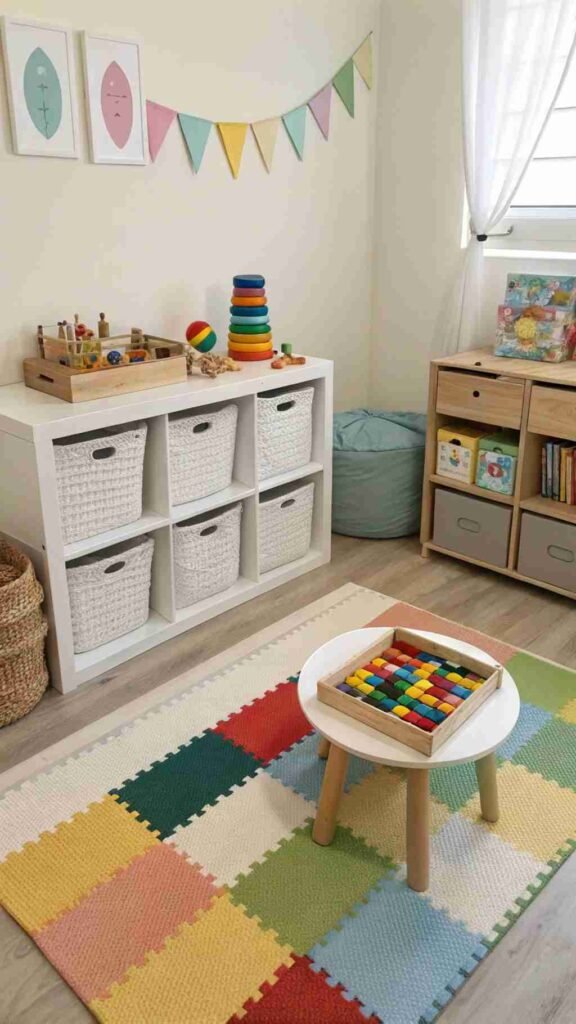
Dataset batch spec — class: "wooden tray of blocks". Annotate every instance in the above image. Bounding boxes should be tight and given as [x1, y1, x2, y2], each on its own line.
[316, 628, 503, 755]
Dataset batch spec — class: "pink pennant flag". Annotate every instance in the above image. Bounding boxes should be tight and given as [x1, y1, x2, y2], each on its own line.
[308, 83, 332, 140]
[147, 101, 177, 162]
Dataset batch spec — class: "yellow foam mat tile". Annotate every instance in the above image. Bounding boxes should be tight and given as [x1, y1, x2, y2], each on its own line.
[339, 766, 451, 863]
[90, 892, 293, 1024]
[560, 698, 576, 724]
[0, 795, 158, 933]
[461, 762, 576, 862]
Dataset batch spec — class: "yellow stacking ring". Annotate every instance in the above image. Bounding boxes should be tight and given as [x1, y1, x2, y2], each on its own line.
[228, 331, 272, 344]
[229, 295, 267, 306]
[228, 339, 273, 353]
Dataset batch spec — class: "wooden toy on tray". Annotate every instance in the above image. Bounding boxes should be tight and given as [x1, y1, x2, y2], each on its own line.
[317, 627, 502, 755]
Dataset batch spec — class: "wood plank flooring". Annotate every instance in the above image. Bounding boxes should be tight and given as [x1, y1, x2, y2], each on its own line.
[1, 534, 576, 1023]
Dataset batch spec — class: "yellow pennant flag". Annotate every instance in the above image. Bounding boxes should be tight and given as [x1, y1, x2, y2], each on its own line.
[217, 123, 248, 178]
[251, 118, 280, 173]
[353, 36, 373, 89]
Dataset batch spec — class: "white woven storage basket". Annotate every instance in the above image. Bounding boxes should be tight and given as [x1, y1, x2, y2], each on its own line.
[169, 404, 238, 505]
[173, 503, 242, 609]
[66, 535, 154, 653]
[54, 422, 147, 544]
[258, 387, 314, 481]
[259, 481, 314, 574]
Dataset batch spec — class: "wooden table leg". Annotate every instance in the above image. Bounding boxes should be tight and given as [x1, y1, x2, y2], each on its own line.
[313, 744, 349, 846]
[317, 736, 330, 760]
[475, 753, 499, 823]
[406, 769, 430, 892]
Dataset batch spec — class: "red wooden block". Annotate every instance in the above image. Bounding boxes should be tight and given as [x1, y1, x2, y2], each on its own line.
[428, 685, 450, 701]
[405, 711, 421, 725]
[417, 718, 436, 732]
[395, 641, 421, 657]
[441, 693, 463, 708]
[215, 682, 312, 764]
[429, 674, 456, 690]
[407, 658, 424, 669]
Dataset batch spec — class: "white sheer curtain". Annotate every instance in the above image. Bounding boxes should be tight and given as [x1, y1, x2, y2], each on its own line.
[452, 0, 576, 353]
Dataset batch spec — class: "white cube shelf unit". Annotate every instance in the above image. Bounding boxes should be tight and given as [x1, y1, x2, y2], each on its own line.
[0, 357, 333, 693]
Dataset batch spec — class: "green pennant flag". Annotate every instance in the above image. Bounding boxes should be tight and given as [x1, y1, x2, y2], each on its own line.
[282, 106, 307, 160]
[333, 59, 355, 117]
[178, 114, 212, 172]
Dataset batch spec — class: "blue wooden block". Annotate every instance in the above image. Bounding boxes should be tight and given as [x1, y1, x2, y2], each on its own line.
[452, 685, 472, 699]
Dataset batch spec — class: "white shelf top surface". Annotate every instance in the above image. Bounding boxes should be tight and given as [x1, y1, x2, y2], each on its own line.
[0, 356, 332, 440]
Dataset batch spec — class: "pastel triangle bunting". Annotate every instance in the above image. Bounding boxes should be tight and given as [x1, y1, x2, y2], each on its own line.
[308, 83, 332, 140]
[252, 118, 280, 172]
[146, 101, 177, 162]
[217, 122, 248, 178]
[282, 106, 307, 160]
[353, 36, 373, 89]
[178, 114, 212, 172]
[333, 59, 355, 117]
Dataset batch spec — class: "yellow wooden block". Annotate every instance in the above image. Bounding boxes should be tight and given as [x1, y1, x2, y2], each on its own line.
[346, 675, 365, 688]
[406, 686, 424, 699]
[414, 669, 431, 679]
[357, 682, 375, 695]
[0, 796, 158, 933]
[438, 702, 455, 715]
[391, 705, 410, 718]
[446, 672, 463, 682]
[469, 682, 484, 690]
[421, 693, 439, 707]
[421, 663, 439, 673]
[417, 680, 433, 692]
[355, 670, 371, 680]
[372, 658, 386, 667]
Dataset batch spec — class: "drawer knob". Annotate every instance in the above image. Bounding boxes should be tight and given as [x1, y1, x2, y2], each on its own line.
[473, 390, 480, 398]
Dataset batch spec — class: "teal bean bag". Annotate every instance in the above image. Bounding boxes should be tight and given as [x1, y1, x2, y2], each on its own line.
[332, 410, 427, 538]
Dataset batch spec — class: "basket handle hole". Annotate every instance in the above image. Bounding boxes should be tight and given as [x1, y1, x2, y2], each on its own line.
[277, 400, 295, 412]
[280, 498, 296, 508]
[193, 422, 211, 434]
[104, 561, 125, 574]
[200, 525, 218, 536]
[92, 446, 116, 460]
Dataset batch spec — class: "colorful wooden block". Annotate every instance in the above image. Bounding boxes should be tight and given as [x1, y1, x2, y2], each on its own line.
[428, 709, 446, 723]
[428, 686, 449, 701]
[420, 694, 439, 708]
[414, 668, 432, 680]
[405, 711, 422, 725]
[398, 695, 416, 707]
[336, 683, 357, 694]
[428, 674, 455, 690]
[441, 694, 463, 708]
[414, 703, 434, 718]
[438, 702, 455, 715]
[381, 698, 396, 711]
[446, 672, 464, 683]
[362, 695, 385, 708]
[418, 719, 436, 732]
[451, 685, 472, 699]
[356, 682, 375, 695]
[395, 641, 421, 657]
[382, 647, 401, 658]
[372, 658, 386, 667]
[355, 669, 371, 680]
[392, 705, 410, 718]
[416, 680, 433, 692]
[393, 680, 411, 693]
[406, 685, 424, 699]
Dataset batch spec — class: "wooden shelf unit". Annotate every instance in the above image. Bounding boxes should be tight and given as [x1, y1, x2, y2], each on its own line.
[0, 357, 333, 693]
[420, 347, 576, 599]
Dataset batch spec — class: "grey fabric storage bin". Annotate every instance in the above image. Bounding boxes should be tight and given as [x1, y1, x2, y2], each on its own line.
[433, 488, 512, 567]
[518, 512, 576, 592]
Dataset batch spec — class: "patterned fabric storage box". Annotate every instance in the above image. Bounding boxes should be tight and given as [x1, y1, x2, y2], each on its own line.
[436, 424, 486, 484]
[259, 480, 314, 573]
[258, 387, 314, 481]
[66, 535, 154, 653]
[169, 404, 238, 506]
[173, 503, 241, 609]
[475, 431, 519, 496]
[54, 422, 147, 544]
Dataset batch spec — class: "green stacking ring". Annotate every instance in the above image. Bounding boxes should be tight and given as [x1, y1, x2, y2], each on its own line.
[227, 323, 272, 335]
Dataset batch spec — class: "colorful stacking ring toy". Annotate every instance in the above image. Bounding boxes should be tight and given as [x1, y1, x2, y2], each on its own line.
[229, 331, 272, 344]
[230, 296, 268, 306]
[230, 306, 269, 317]
[230, 315, 269, 326]
[228, 323, 271, 335]
[232, 348, 275, 361]
[233, 274, 265, 289]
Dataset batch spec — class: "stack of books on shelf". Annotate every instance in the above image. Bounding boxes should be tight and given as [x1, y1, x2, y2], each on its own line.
[541, 440, 576, 504]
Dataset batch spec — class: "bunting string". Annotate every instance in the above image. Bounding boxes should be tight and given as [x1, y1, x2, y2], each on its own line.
[146, 33, 372, 177]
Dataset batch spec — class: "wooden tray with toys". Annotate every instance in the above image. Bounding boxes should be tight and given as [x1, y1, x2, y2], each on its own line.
[316, 627, 502, 755]
[24, 317, 187, 403]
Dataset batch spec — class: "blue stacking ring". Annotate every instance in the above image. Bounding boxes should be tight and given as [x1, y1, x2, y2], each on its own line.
[230, 314, 270, 325]
[230, 305, 269, 317]
[233, 274, 265, 289]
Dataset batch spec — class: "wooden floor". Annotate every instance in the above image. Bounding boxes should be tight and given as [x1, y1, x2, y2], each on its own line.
[1, 534, 576, 1023]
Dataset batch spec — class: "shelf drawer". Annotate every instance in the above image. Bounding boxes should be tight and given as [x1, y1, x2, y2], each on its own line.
[433, 488, 512, 568]
[529, 386, 576, 441]
[518, 512, 576, 594]
[436, 371, 524, 428]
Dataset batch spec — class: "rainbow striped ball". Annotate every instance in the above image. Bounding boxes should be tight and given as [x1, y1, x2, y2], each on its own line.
[186, 320, 217, 353]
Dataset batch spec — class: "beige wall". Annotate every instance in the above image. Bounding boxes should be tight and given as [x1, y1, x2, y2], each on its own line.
[370, 0, 464, 412]
[0, 0, 377, 409]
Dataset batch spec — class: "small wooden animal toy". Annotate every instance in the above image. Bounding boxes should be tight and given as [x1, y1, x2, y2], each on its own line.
[271, 352, 306, 370]
[185, 349, 241, 378]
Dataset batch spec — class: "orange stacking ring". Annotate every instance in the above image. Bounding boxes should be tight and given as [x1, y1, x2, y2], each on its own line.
[228, 340, 273, 353]
[228, 330, 272, 344]
[229, 295, 267, 307]
[228, 348, 274, 361]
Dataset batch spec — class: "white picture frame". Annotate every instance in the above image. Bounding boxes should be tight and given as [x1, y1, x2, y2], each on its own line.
[82, 32, 147, 165]
[1, 16, 79, 158]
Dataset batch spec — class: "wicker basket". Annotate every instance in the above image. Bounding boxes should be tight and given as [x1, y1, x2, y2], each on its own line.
[54, 422, 148, 544]
[0, 540, 48, 727]
[259, 481, 314, 573]
[66, 535, 154, 653]
[173, 503, 241, 609]
[258, 387, 314, 481]
[169, 404, 238, 506]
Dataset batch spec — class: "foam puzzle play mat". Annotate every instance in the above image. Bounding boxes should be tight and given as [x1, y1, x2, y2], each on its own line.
[317, 627, 502, 754]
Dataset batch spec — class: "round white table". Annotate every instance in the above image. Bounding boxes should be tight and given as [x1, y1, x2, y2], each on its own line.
[298, 628, 520, 891]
